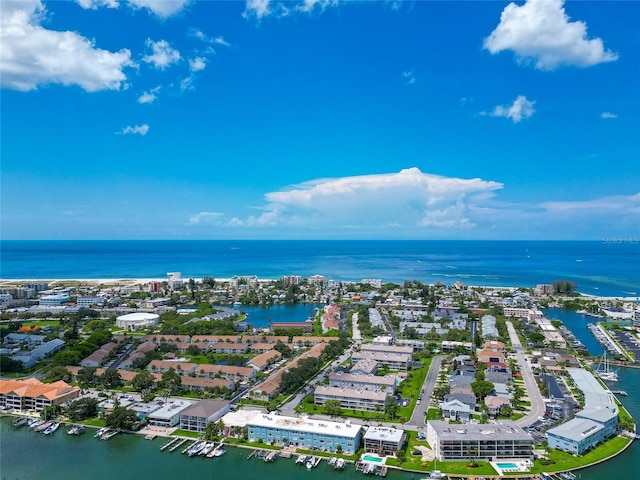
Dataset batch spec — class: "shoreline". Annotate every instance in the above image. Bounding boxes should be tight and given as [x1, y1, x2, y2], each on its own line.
[1, 277, 638, 301]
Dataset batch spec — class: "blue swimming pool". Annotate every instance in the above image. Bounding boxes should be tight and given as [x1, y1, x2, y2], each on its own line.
[496, 462, 518, 469]
[363, 455, 383, 463]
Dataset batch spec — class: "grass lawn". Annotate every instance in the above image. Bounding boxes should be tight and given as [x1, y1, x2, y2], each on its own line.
[80, 418, 106, 428]
[171, 429, 201, 438]
[530, 436, 631, 473]
[23, 320, 60, 327]
[426, 408, 441, 420]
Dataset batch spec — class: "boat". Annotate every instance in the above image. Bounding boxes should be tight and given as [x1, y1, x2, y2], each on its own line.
[12, 417, 28, 428]
[35, 421, 53, 432]
[328, 456, 337, 466]
[306, 456, 315, 470]
[611, 390, 628, 396]
[200, 442, 215, 456]
[421, 471, 446, 480]
[187, 440, 206, 457]
[67, 425, 85, 435]
[101, 429, 119, 440]
[95, 427, 109, 438]
[595, 351, 619, 382]
[334, 458, 345, 470]
[27, 418, 42, 428]
[213, 447, 226, 457]
[30, 420, 44, 430]
[559, 472, 576, 480]
[296, 454, 307, 464]
[43, 422, 60, 435]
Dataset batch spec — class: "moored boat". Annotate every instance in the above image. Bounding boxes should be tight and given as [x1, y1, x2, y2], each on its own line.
[12, 417, 28, 428]
[43, 422, 60, 435]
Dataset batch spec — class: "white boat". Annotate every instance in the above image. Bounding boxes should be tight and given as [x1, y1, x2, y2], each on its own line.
[35, 421, 53, 432]
[187, 441, 206, 456]
[213, 447, 226, 457]
[334, 458, 345, 470]
[595, 351, 619, 382]
[67, 425, 85, 435]
[296, 455, 307, 464]
[43, 422, 60, 435]
[328, 456, 337, 466]
[95, 427, 109, 438]
[306, 457, 315, 470]
[200, 442, 215, 456]
[12, 417, 28, 428]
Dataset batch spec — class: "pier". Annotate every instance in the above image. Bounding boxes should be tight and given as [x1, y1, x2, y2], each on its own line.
[160, 437, 179, 451]
[170, 438, 189, 452]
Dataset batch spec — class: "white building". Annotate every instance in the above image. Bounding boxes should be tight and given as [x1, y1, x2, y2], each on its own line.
[39, 294, 69, 306]
[77, 296, 104, 308]
[116, 312, 160, 330]
[148, 400, 193, 427]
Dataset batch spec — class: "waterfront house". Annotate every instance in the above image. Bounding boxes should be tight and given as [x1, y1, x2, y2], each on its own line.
[314, 385, 387, 412]
[179, 399, 230, 432]
[0, 378, 80, 411]
[426, 420, 533, 462]
[147, 400, 193, 428]
[363, 426, 406, 456]
[247, 413, 362, 454]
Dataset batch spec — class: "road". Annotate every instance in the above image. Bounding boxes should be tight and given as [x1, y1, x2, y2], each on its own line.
[506, 321, 546, 427]
[407, 355, 444, 426]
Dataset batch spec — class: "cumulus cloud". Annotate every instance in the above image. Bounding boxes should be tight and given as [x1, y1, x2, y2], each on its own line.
[483, 95, 535, 123]
[189, 211, 223, 224]
[214, 36, 230, 47]
[484, 0, 618, 70]
[137, 85, 160, 104]
[600, 112, 618, 119]
[243, 0, 272, 19]
[128, 0, 190, 18]
[0, 0, 134, 92]
[296, 0, 338, 14]
[242, 168, 503, 231]
[142, 39, 181, 69]
[76, 0, 119, 9]
[119, 124, 149, 135]
[188, 57, 207, 72]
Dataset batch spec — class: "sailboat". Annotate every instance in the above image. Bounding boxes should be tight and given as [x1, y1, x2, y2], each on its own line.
[595, 351, 618, 382]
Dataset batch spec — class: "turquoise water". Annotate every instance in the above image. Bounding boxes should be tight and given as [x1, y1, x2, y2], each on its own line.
[2, 240, 639, 297]
[362, 455, 383, 463]
[238, 303, 324, 328]
[496, 462, 518, 469]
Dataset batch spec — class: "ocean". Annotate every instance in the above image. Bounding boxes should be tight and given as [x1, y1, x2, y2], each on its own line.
[1, 240, 639, 297]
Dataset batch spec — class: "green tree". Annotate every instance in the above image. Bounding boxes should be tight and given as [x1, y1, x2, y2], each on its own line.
[77, 367, 98, 388]
[161, 368, 182, 392]
[385, 397, 398, 420]
[186, 344, 201, 356]
[323, 400, 343, 417]
[131, 370, 156, 391]
[0, 356, 23, 373]
[100, 368, 123, 389]
[105, 406, 139, 431]
[471, 380, 494, 401]
[67, 397, 98, 421]
[44, 366, 72, 383]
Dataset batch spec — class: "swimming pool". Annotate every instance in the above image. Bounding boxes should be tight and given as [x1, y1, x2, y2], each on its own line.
[496, 462, 518, 469]
[363, 455, 383, 463]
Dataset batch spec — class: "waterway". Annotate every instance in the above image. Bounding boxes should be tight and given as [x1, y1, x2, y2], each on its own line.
[543, 308, 603, 356]
[2, 361, 639, 480]
[237, 303, 323, 329]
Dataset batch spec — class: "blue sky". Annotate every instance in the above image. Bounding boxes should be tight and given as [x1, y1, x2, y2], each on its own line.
[1, 0, 638, 240]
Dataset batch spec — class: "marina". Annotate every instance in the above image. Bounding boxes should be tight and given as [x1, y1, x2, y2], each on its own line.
[587, 323, 622, 357]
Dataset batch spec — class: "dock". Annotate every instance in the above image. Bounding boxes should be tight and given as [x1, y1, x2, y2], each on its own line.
[180, 440, 195, 454]
[160, 437, 179, 451]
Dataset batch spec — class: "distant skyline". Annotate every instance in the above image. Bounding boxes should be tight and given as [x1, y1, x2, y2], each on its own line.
[1, 0, 638, 240]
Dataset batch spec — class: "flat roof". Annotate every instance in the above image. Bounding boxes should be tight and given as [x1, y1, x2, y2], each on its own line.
[221, 409, 261, 428]
[548, 417, 604, 443]
[363, 426, 405, 443]
[428, 420, 532, 442]
[148, 400, 193, 419]
[248, 413, 361, 439]
[180, 399, 229, 418]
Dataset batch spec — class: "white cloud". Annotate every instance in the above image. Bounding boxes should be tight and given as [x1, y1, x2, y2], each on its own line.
[483, 95, 536, 123]
[214, 36, 230, 47]
[296, 0, 338, 14]
[402, 70, 416, 85]
[179, 76, 194, 92]
[142, 39, 181, 69]
[600, 112, 618, 119]
[137, 85, 160, 104]
[243, 0, 272, 19]
[76, 0, 119, 9]
[484, 0, 618, 70]
[119, 124, 149, 135]
[243, 168, 503, 231]
[0, 0, 134, 92]
[189, 211, 223, 224]
[128, 0, 190, 18]
[188, 57, 207, 72]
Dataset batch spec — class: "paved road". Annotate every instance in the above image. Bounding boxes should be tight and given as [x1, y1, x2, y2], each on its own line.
[506, 321, 546, 427]
[407, 355, 444, 426]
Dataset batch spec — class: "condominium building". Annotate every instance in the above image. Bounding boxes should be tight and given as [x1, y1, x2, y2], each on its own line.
[547, 368, 619, 455]
[314, 385, 387, 412]
[179, 399, 230, 432]
[426, 421, 533, 461]
[363, 426, 406, 456]
[247, 413, 362, 454]
[0, 378, 80, 411]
